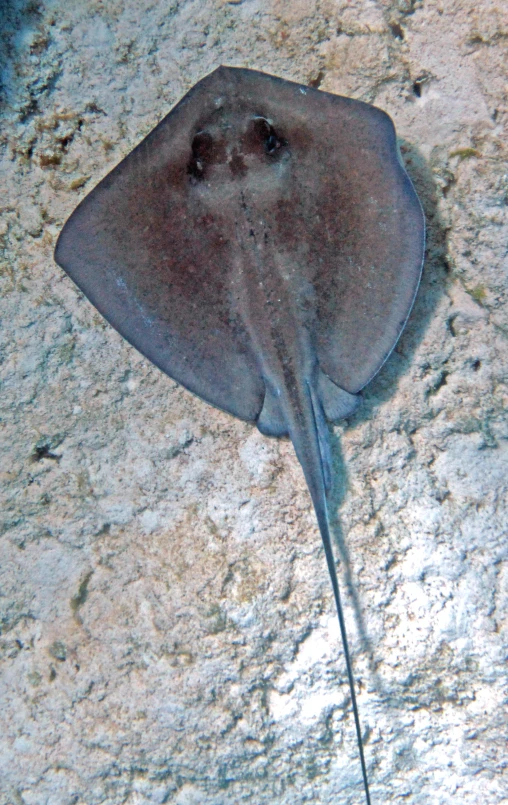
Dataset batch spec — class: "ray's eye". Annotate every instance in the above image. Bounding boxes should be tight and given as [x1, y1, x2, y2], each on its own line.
[253, 117, 287, 155]
[188, 131, 214, 181]
[266, 133, 278, 152]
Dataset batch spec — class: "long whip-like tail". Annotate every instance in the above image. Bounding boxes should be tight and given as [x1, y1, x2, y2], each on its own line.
[289, 382, 372, 805]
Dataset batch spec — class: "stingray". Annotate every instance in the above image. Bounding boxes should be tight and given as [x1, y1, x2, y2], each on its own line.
[54, 66, 425, 803]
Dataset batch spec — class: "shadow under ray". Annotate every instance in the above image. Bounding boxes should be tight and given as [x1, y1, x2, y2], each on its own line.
[325, 140, 448, 697]
[354, 138, 449, 426]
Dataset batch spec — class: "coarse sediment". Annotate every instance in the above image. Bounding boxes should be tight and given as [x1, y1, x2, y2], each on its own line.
[0, 2, 506, 804]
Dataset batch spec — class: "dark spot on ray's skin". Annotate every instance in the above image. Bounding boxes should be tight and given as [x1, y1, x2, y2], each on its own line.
[229, 148, 248, 178]
[244, 116, 288, 158]
[187, 130, 228, 182]
[187, 131, 214, 181]
[200, 213, 216, 228]
[54, 66, 426, 805]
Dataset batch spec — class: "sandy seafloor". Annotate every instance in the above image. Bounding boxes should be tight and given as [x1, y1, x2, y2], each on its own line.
[0, 1, 507, 804]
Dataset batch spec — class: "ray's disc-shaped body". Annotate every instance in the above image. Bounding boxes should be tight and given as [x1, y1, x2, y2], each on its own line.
[55, 67, 425, 804]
